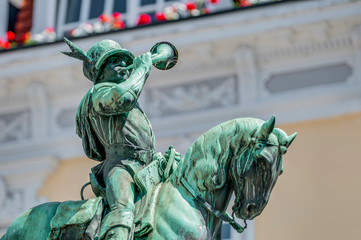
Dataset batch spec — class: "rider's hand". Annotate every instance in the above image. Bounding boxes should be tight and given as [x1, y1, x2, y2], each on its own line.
[133, 52, 152, 71]
[165, 146, 181, 162]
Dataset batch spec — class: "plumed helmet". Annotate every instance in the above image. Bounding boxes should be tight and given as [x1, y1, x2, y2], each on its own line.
[62, 38, 134, 83]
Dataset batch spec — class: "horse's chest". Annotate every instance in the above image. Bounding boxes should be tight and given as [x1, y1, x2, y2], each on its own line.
[153, 183, 210, 239]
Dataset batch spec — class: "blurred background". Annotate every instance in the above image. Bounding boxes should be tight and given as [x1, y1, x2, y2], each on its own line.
[0, 0, 361, 239]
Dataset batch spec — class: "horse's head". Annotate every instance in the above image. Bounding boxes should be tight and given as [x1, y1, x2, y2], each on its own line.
[230, 116, 296, 220]
[177, 116, 296, 224]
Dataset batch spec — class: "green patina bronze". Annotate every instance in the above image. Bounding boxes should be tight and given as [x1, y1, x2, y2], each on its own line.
[1, 38, 296, 240]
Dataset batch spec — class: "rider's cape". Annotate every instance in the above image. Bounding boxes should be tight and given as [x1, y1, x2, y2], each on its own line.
[76, 87, 105, 161]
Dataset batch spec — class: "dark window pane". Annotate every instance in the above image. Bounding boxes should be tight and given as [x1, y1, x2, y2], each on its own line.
[113, 0, 127, 13]
[89, 0, 105, 18]
[7, 3, 20, 32]
[66, 0, 82, 23]
[141, 0, 156, 5]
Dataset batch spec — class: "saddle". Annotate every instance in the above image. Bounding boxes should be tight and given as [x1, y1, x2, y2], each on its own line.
[47, 197, 104, 240]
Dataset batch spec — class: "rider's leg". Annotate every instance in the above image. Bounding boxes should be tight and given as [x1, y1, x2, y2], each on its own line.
[99, 166, 136, 240]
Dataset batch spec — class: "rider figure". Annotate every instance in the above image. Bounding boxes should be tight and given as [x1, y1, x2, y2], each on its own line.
[63, 38, 154, 239]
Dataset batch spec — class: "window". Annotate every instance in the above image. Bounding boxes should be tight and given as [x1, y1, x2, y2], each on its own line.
[113, 0, 127, 13]
[141, 0, 156, 6]
[65, 0, 82, 23]
[90, 0, 105, 19]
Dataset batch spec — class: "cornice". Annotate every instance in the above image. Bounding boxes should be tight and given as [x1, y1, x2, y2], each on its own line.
[257, 35, 354, 62]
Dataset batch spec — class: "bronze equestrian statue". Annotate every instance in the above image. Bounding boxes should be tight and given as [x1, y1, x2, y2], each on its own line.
[1, 38, 296, 240]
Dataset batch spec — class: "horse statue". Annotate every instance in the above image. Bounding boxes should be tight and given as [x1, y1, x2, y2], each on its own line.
[1, 116, 296, 240]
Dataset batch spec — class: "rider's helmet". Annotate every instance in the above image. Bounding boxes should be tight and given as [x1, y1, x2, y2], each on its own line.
[62, 38, 134, 83]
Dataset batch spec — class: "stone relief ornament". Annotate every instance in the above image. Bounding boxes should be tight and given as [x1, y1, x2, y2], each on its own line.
[1, 38, 296, 240]
[0, 110, 30, 144]
[146, 76, 238, 118]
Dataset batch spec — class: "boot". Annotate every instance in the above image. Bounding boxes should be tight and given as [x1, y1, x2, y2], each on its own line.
[99, 208, 134, 240]
[103, 226, 129, 240]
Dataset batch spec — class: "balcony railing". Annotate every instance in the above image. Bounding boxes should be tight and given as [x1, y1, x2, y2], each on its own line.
[0, 0, 284, 51]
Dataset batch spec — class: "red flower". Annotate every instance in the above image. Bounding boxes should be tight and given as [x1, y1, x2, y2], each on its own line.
[202, 7, 211, 14]
[240, 0, 251, 7]
[98, 14, 111, 23]
[112, 12, 122, 19]
[209, 0, 220, 4]
[6, 31, 15, 41]
[137, 13, 152, 25]
[2, 41, 11, 49]
[155, 12, 166, 22]
[21, 32, 31, 43]
[113, 20, 125, 29]
[45, 27, 55, 33]
[185, 2, 197, 11]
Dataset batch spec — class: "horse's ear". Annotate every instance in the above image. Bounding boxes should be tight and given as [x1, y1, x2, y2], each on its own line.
[259, 115, 275, 139]
[286, 132, 297, 147]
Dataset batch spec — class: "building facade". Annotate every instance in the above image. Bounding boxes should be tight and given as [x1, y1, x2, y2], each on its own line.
[1, 0, 361, 239]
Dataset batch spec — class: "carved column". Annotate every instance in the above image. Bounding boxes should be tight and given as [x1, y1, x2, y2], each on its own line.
[0, 1, 8, 38]
[27, 82, 49, 138]
[31, 0, 56, 34]
[234, 46, 258, 105]
[126, 0, 140, 27]
[352, 25, 361, 84]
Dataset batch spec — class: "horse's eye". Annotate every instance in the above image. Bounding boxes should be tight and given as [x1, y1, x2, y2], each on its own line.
[256, 143, 264, 149]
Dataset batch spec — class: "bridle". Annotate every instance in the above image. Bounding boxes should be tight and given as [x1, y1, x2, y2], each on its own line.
[180, 177, 247, 234]
[179, 140, 253, 235]
[179, 133, 282, 235]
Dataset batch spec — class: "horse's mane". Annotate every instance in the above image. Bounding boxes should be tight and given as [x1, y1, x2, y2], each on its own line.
[176, 118, 266, 192]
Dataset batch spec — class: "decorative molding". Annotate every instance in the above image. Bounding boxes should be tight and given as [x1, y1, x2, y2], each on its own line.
[0, 110, 31, 144]
[56, 108, 77, 129]
[352, 24, 361, 82]
[257, 35, 353, 62]
[234, 46, 258, 104]
[0, 78, 11, 100]
[27, 82, 49, 139]
[0, 177, 5, 207]
[0, 77, 28, 104]
[146, 76, 238, 118]
[46, 66, 92, 97]
[149, 55, 235, 81]
[264, 62, 353, 93]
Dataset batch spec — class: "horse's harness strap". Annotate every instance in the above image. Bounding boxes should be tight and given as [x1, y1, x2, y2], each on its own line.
[180, 178, 245, 233]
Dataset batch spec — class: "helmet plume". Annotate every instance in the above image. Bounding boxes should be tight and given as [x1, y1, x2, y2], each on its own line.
[61, 37, 92, 64]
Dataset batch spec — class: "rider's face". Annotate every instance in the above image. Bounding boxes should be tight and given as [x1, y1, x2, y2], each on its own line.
[100, 57, 131, 84]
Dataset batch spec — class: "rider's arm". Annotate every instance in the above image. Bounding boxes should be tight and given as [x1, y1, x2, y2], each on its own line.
[91, 54, 152, 115]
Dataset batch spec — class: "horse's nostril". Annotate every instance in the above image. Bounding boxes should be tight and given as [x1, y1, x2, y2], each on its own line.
[246, 203, 257, 213]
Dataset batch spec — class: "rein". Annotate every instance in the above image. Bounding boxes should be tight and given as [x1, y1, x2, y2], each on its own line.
[180, 177, 247, 234]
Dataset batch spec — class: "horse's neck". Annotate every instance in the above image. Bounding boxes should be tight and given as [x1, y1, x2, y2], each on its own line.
[171, 172, 233, 237]
[207, 182, 233, 237]
[213, 182, 233, 212]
